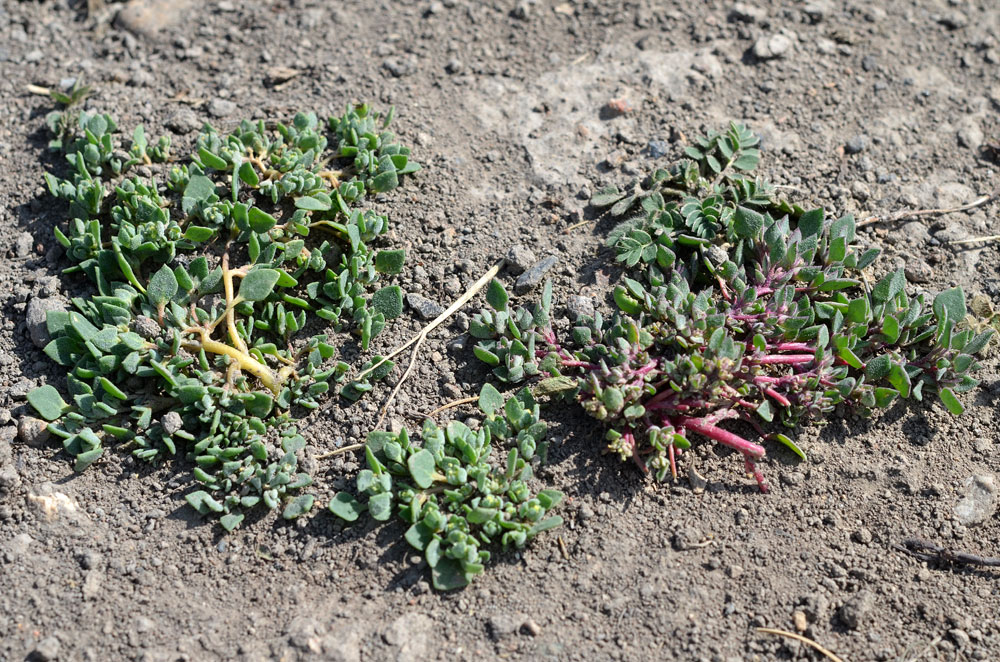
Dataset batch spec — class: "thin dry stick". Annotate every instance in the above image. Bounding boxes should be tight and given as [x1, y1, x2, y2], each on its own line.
[364, 259, 504, 430]
[423, 395, 479, 418]
[857, 188, 997, 228]
[315, 442, 364, 461]
[948, 234, 1000, 246]
[904, 635, 942, 662]
[372, 333, 426, 431]
[755, 628, 844, 662]
[564, 219, 593, 233]
[352, 259, 503, 385]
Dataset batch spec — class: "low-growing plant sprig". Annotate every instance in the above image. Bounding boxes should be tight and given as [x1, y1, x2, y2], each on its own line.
[28, 97, 420, 529]
[329, 385, 562, 590]
[472, 124, 991, 490]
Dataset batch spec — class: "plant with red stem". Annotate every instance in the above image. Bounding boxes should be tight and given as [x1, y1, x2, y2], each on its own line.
[471, 124, 991, 490]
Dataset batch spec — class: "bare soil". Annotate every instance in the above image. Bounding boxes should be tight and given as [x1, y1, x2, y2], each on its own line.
[1, 1, 999, 661]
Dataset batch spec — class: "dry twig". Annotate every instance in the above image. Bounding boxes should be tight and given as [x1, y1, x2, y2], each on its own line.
[755, 628, 845, 662]
[857, 187, 998, 228]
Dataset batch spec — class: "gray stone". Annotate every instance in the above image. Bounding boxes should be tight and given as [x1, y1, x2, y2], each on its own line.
[207, 98, 237, 118]
[839, 590, 875, 629]
[938, 10, 968, 30]
[957, 119, 984, 150]
[935, 182, 975, 208]
[729, 3, 765, 23]
[647, 140, 670, 159]
[385, 613, 432, 661]
[18, 416, 50, 447]
[0, 465, 19, 494]
[383, 56, 416, 77]
[953, 475, 997, 527]
[904, 258, 933, 284]
[802, 0, 832, 23]
[14, 232, 34, 258]
[845, 135, 867, 154]
[4, 533, 34, 560]
[26, 297, 66, 349]
[320, 623, 361, 662]
[33, 636, 60, 662]
[487, 613, 523, 640]
[851, 527, 873, 544]
[166, 109, 200, 134]
[115, 0, 194, 39]
[779, 471, 804, 486]
[515, 256, 558, 295]
[133, 315, 162, 340]
[671, 527, 702, 551]
[406, 293, 445, 320]
[753, 33, 793, 60]
[445, 58, 464, 74]
[505, 244, 537, 275]
[565, 295, 595, 320]
[161, 411, 183, 436]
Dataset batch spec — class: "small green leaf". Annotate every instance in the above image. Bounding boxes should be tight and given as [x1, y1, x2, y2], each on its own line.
[933, 288, 966, 325]
[148, 265, 178, 306]
[407, 449, 435, 489]
[294, 195, 332, 211]
[372, 285, 403, 319]
[939, 387, 964, 415]
[871, 269, 905, 304]
[238, 269, 281, 301]
[371, 169, 399, 193]
[772, 433, 806, 461]
[220, 513, 245, 532]
[248, 207, 277, 233]
[368, 492, 393, 521]
[282, 494, 315, 520]
[182, 174, 216, 215]
[74, 448, 103, 472]
[486, 279, 509, 311]
[528, 515, 564, 537]
[478, 383, 504, 416]
[183, 226, 215, 242]
[27, 384, 69, 421]
[733, 206, 765, 239]
[238, 161, 260, 187]
[198, 147, 228, 170]
[374, 249, 405, 274]
[329, 492, 364, 522]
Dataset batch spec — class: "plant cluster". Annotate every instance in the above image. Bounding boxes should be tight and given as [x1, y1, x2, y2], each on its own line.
[472, 123, 991, 490]
[329, 384, 563, 590]
[28, 98, 419, 529]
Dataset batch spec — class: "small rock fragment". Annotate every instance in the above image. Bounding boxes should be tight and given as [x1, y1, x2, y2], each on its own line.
[845, 135, 867, 154]
[838, 590, 875, 629]
[382, 56, 416, 77]
[957, 119, 984, 150]
[505, 245, 537, 275]
[753, 33, 793, 60]
[207, 98, 237, 118]
[935, 182, 975, 208]
[647, 140, 670, 159]
[851, 527, 873, 544]
[565, 295, 595, 320]
[938, 10, 968, 30]
[488, 613, 521, 640]
[515, 256, 558, 295]
[953, 474, 998, 527]
[406, 293, 445, 320]
[161, 411, 183, 436]
[133, 315, 162, 340]
[793, 610, 808, 632]
[166, 109, 200, 134]
[26, 297, 67, 349]
[521, 618, 541, 636]
[729, 3, 765, 23]
[115, 0, 193, 39]
[18, 416, 51, 447]
[33, 636, 60, 662]
[14, 232, 34, 258]
[904, 258, 933, 284]
[688, 465, 707, 493]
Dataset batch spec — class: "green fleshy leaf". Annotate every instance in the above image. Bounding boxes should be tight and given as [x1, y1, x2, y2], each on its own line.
[27, 384, 69, 421]
[282, 494, 315, 520]
[372, 285, 403, 319]
[407, 449, 435, 489]
[374, 249, 405, 275]
[478, 383, 504, 416]
[147, 265, 178, 306]
[238, 269, 281, 301]
[328, 492, 364, 522]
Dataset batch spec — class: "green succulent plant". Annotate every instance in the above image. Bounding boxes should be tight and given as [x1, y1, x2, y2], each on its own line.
[28, 97, 419, 530]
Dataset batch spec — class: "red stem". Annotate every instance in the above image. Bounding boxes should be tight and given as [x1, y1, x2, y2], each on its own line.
[675, 416, 765, 460]
[754, 354, 814, 365]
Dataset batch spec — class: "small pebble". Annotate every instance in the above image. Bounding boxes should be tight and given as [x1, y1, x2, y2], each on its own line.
[521, 618, 541, 636]
[18, 416, 51, 447]
[406, 293, 445, 320]
[845, 135, 867, 154]
[515, 256, 558, 295]
[505, 245, 537, 276]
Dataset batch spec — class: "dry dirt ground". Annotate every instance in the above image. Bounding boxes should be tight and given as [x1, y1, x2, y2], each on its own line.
[1, 1, 1000, 661]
